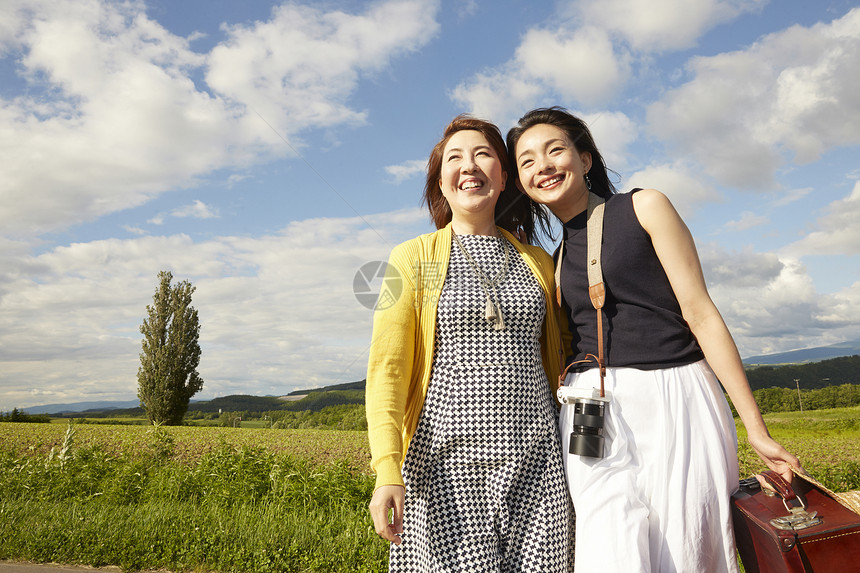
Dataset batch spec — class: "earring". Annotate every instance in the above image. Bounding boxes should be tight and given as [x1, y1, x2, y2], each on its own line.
[585, 172, 592, 191]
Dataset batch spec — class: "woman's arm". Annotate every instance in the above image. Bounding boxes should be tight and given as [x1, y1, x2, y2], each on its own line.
[365, 244, 418, 541]
[632, 189, 800, 482]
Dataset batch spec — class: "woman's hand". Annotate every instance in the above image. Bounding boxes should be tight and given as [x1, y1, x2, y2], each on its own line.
[369, 484, 405, 544]
[747, 430, 801, 484]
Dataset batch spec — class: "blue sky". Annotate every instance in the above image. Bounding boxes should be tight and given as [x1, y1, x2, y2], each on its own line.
[2, 0, 859, 410]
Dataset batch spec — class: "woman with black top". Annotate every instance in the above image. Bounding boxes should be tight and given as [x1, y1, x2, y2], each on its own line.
[506, 107, 799, 573]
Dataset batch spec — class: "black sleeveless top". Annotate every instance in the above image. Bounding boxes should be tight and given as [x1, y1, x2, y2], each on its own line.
[559, 190, 704, 370]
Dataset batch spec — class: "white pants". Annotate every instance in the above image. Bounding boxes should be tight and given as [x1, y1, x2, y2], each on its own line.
[559, 360, 740, 573]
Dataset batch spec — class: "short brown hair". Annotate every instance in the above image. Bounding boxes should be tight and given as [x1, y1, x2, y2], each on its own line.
[422, 114, 548, 243]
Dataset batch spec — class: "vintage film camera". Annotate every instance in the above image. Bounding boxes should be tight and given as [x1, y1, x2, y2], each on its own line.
[557, 386, 612, 458]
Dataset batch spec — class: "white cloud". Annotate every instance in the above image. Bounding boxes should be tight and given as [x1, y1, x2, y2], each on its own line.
[456, 0, 479, 20]
[171, 200, 220, 220]
[148, 200, 219, 225]
[123, 225, 147, 236]
[451, 0, 765, 118]
[514, 26, 630, 107]
[450, 68, 544, 126]
[0, 208, 428, 410]
[647, 7, 860, 188]
[572, 0, 766, 53]
[724, 211, 769, 231]
[625, 162, 720, 218]
[698, 245, 860, 356]
[700, 245, 784, 289]
[452, 26, 629, 119]
[0, 0, 440, 238]
[385, 159, 426, 184]
[451, 27, 630, 118]
[781, 181, 860, 257]
[206, 0, 440, 135]
[817, 281, 860, 327]
[580, 111, 638, 171]
[771, 187, 812, 207]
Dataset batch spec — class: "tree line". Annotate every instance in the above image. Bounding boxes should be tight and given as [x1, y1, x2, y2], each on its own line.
[178, 384, 860, 427]
[212, 403, 367, 431]
[727, 383, 860, 416]
[0, 408, 52, 423]
[745, 355, 860, 390]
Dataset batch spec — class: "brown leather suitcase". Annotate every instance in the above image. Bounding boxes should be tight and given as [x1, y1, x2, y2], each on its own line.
[732, 470, 860, 572]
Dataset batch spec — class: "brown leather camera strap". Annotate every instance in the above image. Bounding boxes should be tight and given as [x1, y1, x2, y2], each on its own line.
[555, 191, 607, 397]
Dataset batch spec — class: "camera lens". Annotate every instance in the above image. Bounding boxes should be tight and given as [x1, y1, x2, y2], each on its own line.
[569, 398, 605, 458]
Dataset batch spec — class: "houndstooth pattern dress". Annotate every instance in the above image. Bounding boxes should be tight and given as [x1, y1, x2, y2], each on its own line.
[389, 234, 574, 573]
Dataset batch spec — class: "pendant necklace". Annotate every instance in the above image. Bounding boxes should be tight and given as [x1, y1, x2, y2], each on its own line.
[452, 229, 510, 330]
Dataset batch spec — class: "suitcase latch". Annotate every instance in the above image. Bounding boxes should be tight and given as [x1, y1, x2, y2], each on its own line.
[770, 501, 822, 531]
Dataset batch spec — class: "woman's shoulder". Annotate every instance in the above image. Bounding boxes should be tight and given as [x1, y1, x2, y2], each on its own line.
[389, 227, 449, 260]
[604, 188, 672, 219]
[628, 188, 671, 211]
[627, 188, 685, 235]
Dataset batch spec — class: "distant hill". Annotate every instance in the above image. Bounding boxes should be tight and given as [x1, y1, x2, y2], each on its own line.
[182, 389, 365, 413]
[24, 345, 860, 416]
[279, 389, 364, 412]
[745, 354, 860, 391]
[22, 380, 368, 416]
[24, 399, 141, 415]
[186, 395, 287, 414]
[286, 380, 365, 396]
[743, 339, 860, 365]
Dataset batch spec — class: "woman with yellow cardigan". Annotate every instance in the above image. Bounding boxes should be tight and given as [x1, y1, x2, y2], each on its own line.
[366, 115, 574, 572]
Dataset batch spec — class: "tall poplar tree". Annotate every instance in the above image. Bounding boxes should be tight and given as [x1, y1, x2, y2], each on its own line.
[137, 271, 203, 425]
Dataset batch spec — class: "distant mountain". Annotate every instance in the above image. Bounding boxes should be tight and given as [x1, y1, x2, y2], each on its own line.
[23, 399, 141, 415]
[21, 380, 368, 415]
[743, 339, 860, 365]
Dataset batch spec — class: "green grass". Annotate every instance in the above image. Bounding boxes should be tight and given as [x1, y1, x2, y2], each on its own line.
[737, 406, 860, 491]
[0, 433, 387, 572]
[2, 408, 858, 572]
[2, 497, 385, 572]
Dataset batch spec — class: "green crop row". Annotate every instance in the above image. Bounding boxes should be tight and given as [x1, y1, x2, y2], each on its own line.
[0, 423, 386, 572]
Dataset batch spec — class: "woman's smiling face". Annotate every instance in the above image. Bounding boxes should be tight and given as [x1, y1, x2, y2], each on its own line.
[438, 129, 507, 222]
[514, 123, 592, 216]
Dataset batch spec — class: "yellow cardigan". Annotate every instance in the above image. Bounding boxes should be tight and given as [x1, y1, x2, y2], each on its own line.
[365, 223, 567, 490]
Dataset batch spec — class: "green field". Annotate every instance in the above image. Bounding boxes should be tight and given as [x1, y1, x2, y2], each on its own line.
[1, 407, 858, 572]
[0, 422, 384, 572]
[737, 406, 860, 491]
[1, 423, 372, 470]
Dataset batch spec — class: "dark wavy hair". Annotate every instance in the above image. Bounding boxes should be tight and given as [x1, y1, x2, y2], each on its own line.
[423, 114, 551, 244]
[506, 107, 617, 201]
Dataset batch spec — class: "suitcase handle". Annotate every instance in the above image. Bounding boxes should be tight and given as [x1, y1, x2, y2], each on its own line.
[759, 470, 797, 503]
[759, 470, 820, 521]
